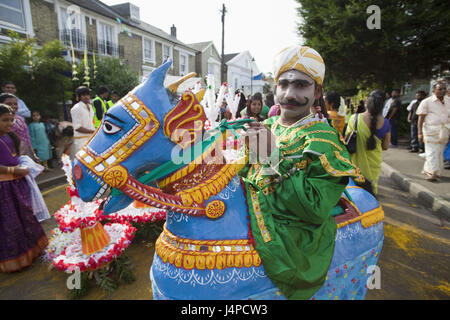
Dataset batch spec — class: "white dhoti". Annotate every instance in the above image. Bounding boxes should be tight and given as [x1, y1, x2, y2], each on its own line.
[422, 123, 449, 177]
[423, 142, 445, 176]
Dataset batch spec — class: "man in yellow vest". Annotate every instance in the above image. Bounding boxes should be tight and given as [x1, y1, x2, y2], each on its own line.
[107, 90, 120, 109]
[92, 86, 109, 128]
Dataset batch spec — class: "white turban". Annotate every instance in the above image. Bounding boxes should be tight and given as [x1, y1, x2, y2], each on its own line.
[273, 45, 325, 85]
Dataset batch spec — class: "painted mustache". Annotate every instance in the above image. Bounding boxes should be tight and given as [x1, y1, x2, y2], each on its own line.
[280, 97, 309, 107]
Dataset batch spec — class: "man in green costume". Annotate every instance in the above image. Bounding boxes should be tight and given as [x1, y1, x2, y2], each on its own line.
[239, 45, 363, 299]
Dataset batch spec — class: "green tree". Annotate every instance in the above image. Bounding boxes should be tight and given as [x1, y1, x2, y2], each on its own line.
[73, 57, 139, 98]
[0, 32, 72, 119]
[295, 0, 450, 93]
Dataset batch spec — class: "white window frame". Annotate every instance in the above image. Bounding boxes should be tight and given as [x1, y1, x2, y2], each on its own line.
[57, 4, 85, 50]
[0, 0, 34, 36]
[162, 43, 173, 60]
[161, 43, 173, 69]
[97, 20, 118, 57]
[142, 37, 155, 63]
[179, 52, 188, 75]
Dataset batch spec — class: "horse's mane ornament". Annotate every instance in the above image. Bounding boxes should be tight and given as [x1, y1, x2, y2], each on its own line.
[72, 60, 384, 300]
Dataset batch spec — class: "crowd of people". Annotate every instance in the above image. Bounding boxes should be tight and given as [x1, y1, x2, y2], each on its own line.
[1, 44, 449, 300]
[0, 81, 120, 272]
[219, 79, 449, 190]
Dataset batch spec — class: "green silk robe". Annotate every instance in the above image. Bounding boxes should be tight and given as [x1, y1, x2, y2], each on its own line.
[239, 115, 363, 299]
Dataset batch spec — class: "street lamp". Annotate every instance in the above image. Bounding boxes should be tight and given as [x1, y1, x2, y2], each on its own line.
[250, 57, 255, 95]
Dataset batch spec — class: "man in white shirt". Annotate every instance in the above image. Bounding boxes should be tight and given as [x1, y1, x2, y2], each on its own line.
[382, 91, 392, 118]
[417, 80, 450, 181]
[70, 86, 96, 159]
[1, 80, 31, 118]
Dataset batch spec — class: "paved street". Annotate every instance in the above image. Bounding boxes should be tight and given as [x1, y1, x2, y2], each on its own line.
[1, 168, 449, 300]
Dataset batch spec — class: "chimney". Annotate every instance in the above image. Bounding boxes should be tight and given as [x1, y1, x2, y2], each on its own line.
[170, 25, 177, 38]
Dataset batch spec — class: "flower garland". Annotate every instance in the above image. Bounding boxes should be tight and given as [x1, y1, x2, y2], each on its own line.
[45, 228, 77, 261]
[54, 198, 103, 232]
[100, 204, 166, 224]
[52, 223, 136, 272]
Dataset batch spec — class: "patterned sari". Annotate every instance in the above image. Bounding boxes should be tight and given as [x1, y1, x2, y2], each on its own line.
[0, 134, 48, 272]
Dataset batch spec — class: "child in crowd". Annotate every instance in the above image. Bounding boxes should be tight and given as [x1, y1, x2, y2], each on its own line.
[0, 104, 48, 272]
[0, 93, 39, 163]
[28, 110, 53, 171]
[242, 93, 267, 122]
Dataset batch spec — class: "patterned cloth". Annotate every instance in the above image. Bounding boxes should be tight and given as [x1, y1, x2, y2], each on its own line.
[0, 135, 48, 272]
[13, 115, 32, 148]
[272, 45, 325, 84]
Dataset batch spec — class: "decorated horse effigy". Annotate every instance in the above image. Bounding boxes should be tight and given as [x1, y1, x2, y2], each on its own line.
[44, 154, 166, 297]
[71, 59, 384, 300]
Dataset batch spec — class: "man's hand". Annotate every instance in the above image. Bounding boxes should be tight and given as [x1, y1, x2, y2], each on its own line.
[243, 121, 277, 163]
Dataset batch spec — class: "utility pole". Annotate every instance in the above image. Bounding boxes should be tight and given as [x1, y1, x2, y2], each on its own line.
[220, 3, 227, 84]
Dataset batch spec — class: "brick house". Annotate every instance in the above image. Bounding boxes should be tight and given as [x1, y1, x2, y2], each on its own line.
[0, 0, 199, 79]
[187, 41, 222, 89]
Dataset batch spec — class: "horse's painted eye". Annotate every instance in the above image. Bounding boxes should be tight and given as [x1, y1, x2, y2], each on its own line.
[103, 120, 121, 134]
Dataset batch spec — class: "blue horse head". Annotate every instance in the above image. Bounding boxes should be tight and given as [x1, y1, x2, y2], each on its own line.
[73, 60, 181, 213]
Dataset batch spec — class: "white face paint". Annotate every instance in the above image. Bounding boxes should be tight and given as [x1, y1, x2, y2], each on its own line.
[275, 70, 319, 125]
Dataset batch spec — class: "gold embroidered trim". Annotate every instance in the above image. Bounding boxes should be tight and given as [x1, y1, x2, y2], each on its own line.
[279, 130, 337, 146]
[175, 157, 247, 206]
[249, 186, 272, 243]
[333, 151, 365, 182]
[337, 206, 384, 229]
[282, 138, 344, 155]
[158, 143, 215, 188]
[319, 153, 360, 178]
[155, 224, 262, 270]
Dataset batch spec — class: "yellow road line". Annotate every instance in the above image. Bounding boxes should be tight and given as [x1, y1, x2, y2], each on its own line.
[41, 183, 68, 196]
[384, 216, 450, 246]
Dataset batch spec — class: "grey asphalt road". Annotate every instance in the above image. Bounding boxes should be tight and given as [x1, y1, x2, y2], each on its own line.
[1, 172, 449, 300]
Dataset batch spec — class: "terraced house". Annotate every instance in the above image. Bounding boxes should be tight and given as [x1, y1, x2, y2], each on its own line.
[0, 0, 199, 81]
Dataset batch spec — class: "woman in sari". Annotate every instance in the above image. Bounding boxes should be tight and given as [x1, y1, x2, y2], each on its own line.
[345, 90, 390, 195]
[0, 104, 48, 272]
[0, 93, 39, 163]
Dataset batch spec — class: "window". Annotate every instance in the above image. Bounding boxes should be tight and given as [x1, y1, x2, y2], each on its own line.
[59, 7, 84, 50]
[179, 53, 187, 75]
[143, 38, 154, 62]
[207, 63, 216, 75]
[98, 22, 116, 56]
[0, 0, 26, 30]
[162, 44, 172, 61]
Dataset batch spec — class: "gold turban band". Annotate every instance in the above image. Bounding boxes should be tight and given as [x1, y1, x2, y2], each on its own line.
[273, 45, 325, 85]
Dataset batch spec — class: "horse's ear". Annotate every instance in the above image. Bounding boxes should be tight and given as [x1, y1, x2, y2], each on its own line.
[141, 58, 172, 92]
[167, 72, 197, 94]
